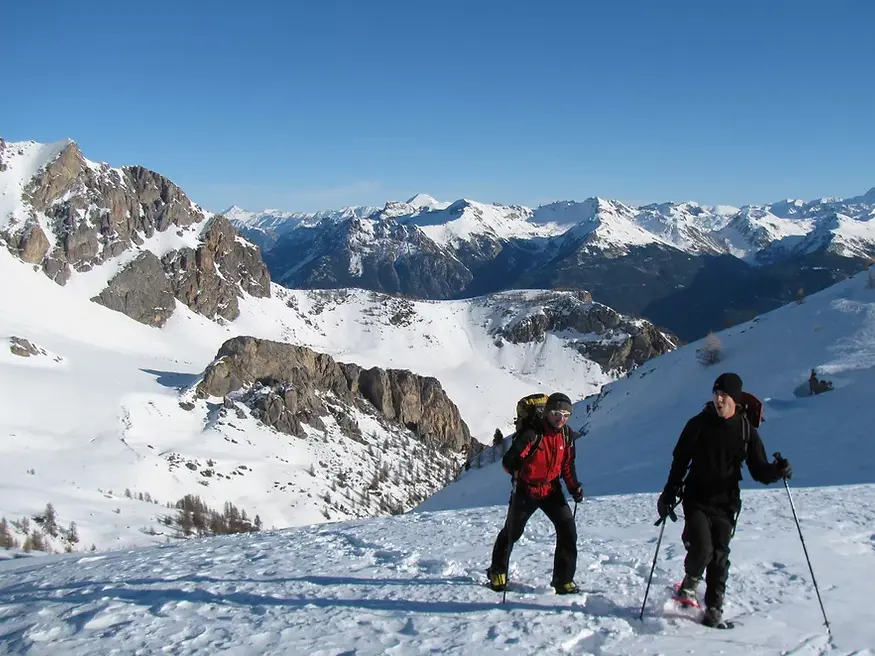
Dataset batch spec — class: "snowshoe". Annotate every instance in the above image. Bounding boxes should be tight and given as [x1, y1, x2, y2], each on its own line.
[672, 581, 700, 608]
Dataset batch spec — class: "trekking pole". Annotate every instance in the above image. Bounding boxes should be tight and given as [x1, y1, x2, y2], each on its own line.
[779, 465, 830, 634]
[502, 476, 517, 604]
[639, 502, 678, 620]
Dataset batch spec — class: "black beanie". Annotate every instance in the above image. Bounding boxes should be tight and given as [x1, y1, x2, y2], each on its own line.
[713, 373, 743, 403]
[545, 392, 573, 414]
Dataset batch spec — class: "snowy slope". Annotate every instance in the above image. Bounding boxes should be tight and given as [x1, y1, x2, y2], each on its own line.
[789, 213, 875, 258]
[0, 483, 869, 654]
[405, 193, 450, 210]
[392, 199, 558, 247]
[421, 266, 875, 513]
[635, 201, 738, 253]
[717, 207, 813, 260]
[552, 198, 674, 252]
[0, 244, 632, 552]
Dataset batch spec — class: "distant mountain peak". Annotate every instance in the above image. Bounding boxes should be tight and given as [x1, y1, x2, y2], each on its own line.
[405, 193, 449, 210]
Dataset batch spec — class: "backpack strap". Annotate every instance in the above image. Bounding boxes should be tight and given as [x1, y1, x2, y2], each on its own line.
[739, 412, 750, 463]
[522, 429, 544, 462]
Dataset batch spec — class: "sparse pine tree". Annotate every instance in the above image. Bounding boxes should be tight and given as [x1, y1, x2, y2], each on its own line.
[0, 518, 15, 549]
[124, 488, 133, 499]
[15, 517, 31, 534]
[65, 522, 79, 545]
[26, 530, 45, 552]
[41, 503, 59, 538]
[179, 509, 194, 537]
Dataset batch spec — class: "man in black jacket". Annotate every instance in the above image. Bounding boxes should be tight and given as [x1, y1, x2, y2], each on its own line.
[657, 373, 792, 628]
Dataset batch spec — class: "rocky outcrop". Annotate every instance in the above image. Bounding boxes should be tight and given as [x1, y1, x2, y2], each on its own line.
[162, 216, 271, 321]
[196, 336, 472, 456]
[91, 252, 176, 327]
[495, 290, 677, 374]
[3, 140, 271, 326]
[576, 323, 675, 373]
[7, 336, 62, 364]
[10, 221, 50, 264]
[342, 364, 470, 452]
[21, 144, 205, 278]
[9, 337, 40, 357]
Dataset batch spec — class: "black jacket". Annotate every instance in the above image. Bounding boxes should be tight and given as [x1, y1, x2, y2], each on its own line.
[664, 402, 781, 511]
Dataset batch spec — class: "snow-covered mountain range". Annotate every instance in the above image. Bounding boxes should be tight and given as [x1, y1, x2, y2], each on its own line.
[231, 188, 875, 341]
[0, 137, 675, 554]
[230, 188, 875, 261]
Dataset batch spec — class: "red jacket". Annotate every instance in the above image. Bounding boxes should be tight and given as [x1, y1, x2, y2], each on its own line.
[503, 421, 580, 499]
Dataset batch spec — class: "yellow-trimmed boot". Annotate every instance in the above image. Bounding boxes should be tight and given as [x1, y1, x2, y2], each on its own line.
[487, 568, 507, 592]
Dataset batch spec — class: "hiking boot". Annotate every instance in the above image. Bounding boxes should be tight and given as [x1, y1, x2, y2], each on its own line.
[702, 606, 723, 627]
[487, 568, 506, 592]
[674, 575, 701, 606]
[553, 581, 579, 595]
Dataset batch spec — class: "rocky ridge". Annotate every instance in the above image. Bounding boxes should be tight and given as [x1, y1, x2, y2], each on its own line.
[0, 139, 270, 326]
[195, 336, 474, 458]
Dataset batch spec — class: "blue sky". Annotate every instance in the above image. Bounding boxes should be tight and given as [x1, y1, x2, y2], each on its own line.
[4, 0, 873, 212]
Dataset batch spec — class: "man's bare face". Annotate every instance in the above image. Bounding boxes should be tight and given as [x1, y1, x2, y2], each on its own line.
[713, 391, 736, 418]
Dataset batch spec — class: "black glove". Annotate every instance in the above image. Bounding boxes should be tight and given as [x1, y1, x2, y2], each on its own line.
[657, 489, 678, 522]
[570, 485, 584, 503]
[772, 452, 792, 479]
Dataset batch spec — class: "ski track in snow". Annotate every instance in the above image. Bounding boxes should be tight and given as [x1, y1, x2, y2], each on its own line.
[1, 487, 873, 655]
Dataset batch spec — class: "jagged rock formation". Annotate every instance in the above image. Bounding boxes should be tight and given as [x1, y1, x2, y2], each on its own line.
[489, 290, 679, 374]
[196, 336, 473, 456]
[91, 252, 177, 327]
[159, 216, 271, 321]
[1, 140, 271, 325]
[9, 337, 41, 357]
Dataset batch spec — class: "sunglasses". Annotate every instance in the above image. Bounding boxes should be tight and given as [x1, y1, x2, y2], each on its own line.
[549, 409, 571, 419]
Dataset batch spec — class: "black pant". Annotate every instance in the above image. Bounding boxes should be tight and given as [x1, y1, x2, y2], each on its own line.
[682, 501, 735, 609]
[490, 483, 577, 584]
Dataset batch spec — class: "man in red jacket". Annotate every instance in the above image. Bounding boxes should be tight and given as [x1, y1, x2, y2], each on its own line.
[487, 392, 583, 594]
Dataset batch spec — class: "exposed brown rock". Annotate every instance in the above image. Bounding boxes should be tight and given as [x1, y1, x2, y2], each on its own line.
[91, 252, 176, 327]
[197, 336, 472, 455]
[5, 140, 270, 325]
